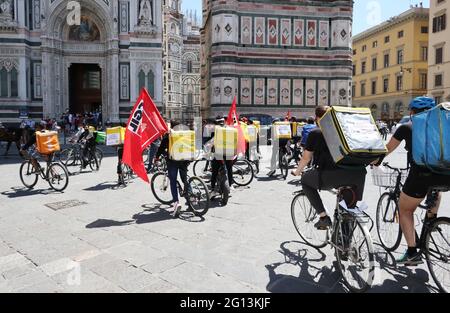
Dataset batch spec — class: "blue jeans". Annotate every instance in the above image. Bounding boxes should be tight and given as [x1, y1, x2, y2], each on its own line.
[147, 140, 160, 171]
[167, 160, 189, 202]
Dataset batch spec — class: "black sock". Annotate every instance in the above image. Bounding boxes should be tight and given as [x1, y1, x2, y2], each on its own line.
[407, 247, 417, 256]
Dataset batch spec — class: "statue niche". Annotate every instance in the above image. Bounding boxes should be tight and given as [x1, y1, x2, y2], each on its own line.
[68, 16, 100, 41]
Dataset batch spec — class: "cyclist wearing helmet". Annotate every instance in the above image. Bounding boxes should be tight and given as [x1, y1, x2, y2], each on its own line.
[377, 96, 448, 266]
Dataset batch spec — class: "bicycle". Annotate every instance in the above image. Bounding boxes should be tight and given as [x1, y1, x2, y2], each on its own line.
[20, 152, 69, 192]
[62, 141, 102, 175]
[372, 163, 409, 252]
[279, 140, 303, 180]
[193, 158, 254, 187]
[118, 163, 136, 187]
[291, 181, 375, 293]
[151, 168, 211, 217]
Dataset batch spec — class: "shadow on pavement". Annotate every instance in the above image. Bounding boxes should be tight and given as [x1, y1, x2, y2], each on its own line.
[265, 240, 345, 293]
[84, 181, 123, 191]
[1, 186, 61, 198]
[85, 203, 205, 229]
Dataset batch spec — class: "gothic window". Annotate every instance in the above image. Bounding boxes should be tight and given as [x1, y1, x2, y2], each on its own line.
[0, 68, 7, 98]
[187, 92, 193, 105]
[187, 61, 193, 73]
[138, 68, 155, 97]
[0, 66, 18, 98]
[138, 70, 146, 91]
[10, 68, 18, 97]
[147, 71, 155, 97]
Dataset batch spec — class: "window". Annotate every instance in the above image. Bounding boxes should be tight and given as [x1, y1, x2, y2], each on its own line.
[187, 92, 193, 105]
[353, 49, 357, 55]
[361, 83, 366, 97]
[432, 14, 446, 33]
[352, 64, 356, 76]
[436, 47, 443, 64]
[435, 74, 443, 87]
[0, 67, 19, 98]
[352, 85, 356, 98]
[383, 78, 389, 93]
[373, 41, 378, 48]
[384, 36, 390, 43]
[138, 69, 155, 96]
[138, 70, 146, 91]
[10, 69, 18, 97]
[361, 61, 366, 74]
[398, 30, 404, 38]
[187, 60, 193, 73]
[397, 76, 403, 91]
[420, 73, 427, 90]
[435, 96, 442, 104]
[362, 45, 367, 52]
[421, 26, 429, 34]
[0, 68, 7, 97]
[397, 49, 404, 65]
[384, 54, 390, 68]
[371, 81, 377, 95]
[372, 57, 377, 71]
[421, 46, 428, 61]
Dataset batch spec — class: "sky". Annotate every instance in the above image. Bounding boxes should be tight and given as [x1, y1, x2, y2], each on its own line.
[181, 0, 430, 35]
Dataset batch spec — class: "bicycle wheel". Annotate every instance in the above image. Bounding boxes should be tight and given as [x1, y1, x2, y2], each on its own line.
[151, 172, 174, 205]
[186, 177, 210, 217]
[19, 161, 39, 189]
[291, 192, 328, 249]
[425, 217, 450, 293]
[47, 163, 69, 192]
[334, 217, 375, 293]
[280, 155, 289, 180]
[193, 160, 212, 183]
[232, 160, 254, 187]
[88, 153, 100, 172]
[64, 150, 82, 175]
[95, 148, 103, 165]
[219, 173, 230, 206]
[376, 192, 402, 252]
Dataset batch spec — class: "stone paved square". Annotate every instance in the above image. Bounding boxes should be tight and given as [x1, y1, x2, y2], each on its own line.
[0, 145, 448, 293]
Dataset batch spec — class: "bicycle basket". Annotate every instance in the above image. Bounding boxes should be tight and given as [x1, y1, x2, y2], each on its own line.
[371, 166, 408, 188]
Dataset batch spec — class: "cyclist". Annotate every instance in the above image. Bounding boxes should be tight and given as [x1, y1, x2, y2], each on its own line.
[210, 116, 235, 198]
[155, 120, 190, 218]
[268, 119, 290, 177]
[375, 97, 448, 266]
[78, 123, 97, 169]
[117, 123, 127, 186]
[292, 106, 367, 230]
[20, 122, 46, 170]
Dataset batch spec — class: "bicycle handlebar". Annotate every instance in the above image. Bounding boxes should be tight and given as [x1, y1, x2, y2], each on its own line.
[382, 162, 409, 172]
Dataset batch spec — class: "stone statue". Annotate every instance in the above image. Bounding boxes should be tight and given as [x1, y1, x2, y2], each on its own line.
[138, 0, 153, 25]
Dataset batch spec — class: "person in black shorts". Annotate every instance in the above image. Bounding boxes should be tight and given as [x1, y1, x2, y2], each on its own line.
[292, 106, 367, 230]
[377, 97, 449, 266]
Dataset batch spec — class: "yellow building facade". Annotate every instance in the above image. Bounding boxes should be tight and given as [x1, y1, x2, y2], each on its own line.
[352, 7, 429, 121]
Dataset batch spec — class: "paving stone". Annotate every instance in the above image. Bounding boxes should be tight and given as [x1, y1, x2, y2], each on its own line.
[7, 270, 49, 291]
[141, 256, 185, 274]
[105, 241, 165, 268]
[15, 279, 64, 293]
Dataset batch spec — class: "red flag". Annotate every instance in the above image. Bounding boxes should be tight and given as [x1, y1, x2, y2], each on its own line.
[226, 96, 246, 155]
[123, 89, 168, 183]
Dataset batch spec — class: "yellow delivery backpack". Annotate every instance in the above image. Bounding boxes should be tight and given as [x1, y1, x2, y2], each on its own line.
[240, 122, 250, 143]
[214, 126, 238, 160]
[247, 125, 258, 143]
[169, 130, 196, 161]
[36, 131, 60, 155]
[274, 122, 292, 139]
[106, 127, 126, 146]
[318, 106, 388, 166]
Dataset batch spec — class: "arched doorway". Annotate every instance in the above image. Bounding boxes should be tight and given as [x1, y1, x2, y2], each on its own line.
[42, 0, 118, 122]
[381, 102, 390, 121]
[370, 104, 378, 119]
[394, 101, 404, 120]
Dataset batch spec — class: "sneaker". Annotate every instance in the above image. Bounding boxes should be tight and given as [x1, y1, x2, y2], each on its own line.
[267, 170, 276, 177]
[314, 216, 332, 230]
[210, 191, 220, 199]
[171, 202, 181, 218]
[396, 251, 424, 267]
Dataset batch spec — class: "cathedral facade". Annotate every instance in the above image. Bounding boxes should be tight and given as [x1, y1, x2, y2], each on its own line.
[201, 0, 354, 118]
[0, 0, 163, 125]
[163, 0, 201, 122]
